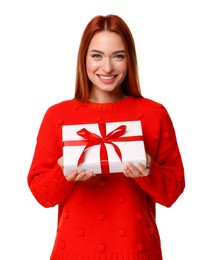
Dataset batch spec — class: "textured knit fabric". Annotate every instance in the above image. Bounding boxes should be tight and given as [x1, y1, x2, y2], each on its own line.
[27, 96, 185, 260]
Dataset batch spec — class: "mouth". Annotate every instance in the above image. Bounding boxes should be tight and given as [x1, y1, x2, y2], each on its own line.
[97, 74, 117, 84]
[98, 75, 116, 80]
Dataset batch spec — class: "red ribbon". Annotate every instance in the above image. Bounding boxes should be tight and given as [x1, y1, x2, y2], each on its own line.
[63, 122, 143, 173]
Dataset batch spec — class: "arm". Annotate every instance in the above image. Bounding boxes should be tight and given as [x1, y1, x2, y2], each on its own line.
[27, 107, 75, 208]
[125, 108, 185, 207]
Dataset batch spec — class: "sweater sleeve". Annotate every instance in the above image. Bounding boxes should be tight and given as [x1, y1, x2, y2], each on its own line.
[27, 107, 75, 208]
[134, 107, 185, 208]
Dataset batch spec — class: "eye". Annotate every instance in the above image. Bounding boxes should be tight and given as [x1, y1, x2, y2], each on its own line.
[114, 54, 125, 60]
[91, 54, 102, 60]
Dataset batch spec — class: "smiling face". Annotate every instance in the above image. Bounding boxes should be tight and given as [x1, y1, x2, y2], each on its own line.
[86, 31, 128, 102]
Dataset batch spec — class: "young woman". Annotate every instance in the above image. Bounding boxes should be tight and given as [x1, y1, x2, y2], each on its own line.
[27, 14, 185, 260]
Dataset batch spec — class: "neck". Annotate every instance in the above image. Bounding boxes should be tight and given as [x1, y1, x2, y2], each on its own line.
[89, 90, 126, 103]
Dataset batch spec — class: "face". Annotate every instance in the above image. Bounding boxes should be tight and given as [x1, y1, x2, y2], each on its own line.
[86, 31, 128, 102]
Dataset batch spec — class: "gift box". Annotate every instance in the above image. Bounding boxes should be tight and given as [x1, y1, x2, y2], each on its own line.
[62, 120, 146, 175]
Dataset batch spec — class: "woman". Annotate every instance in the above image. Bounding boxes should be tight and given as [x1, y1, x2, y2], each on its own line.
[28, 14, 185, 260]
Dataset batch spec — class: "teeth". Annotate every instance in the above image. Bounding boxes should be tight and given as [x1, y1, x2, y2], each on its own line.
[99, 75, 114, 80]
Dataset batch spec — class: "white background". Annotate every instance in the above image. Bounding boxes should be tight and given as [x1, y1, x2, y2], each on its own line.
[0, 0, 210, 259]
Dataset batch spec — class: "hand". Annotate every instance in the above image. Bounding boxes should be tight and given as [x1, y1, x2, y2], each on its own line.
[123, 154, 151, 178]
[57, 157, 96, 181]
[65, 170, 96, 181]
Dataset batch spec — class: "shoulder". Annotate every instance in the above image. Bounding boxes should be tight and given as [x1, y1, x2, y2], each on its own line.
[138, 96, 164, 108]
[133, 97, 169, 118]
[47, 99, 78, 113]
[38, 99, 79, 126]
[43, 99, 79, 118]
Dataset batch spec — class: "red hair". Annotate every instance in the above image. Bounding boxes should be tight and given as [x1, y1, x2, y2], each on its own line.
[74, 14, 142, 101]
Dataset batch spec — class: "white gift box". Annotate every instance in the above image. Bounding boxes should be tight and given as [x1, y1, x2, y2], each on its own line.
[62, 120, 146, 175]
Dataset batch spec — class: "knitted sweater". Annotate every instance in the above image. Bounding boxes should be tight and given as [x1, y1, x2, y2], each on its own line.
[27, 96, 185, 260]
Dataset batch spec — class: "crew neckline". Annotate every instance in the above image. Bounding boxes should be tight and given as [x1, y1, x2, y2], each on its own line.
[76, 96, 137, 112]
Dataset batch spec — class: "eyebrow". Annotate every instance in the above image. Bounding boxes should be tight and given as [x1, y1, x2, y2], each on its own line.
[89, 49, 126, 54]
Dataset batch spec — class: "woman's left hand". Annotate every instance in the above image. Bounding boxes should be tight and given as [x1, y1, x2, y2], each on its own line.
[123, 154, 151, 178]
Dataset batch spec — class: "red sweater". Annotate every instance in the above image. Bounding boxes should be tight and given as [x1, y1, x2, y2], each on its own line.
[28, 96, 185, 260]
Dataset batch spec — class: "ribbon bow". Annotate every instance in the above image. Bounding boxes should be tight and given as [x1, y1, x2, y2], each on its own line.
[76, 123, 126, 173]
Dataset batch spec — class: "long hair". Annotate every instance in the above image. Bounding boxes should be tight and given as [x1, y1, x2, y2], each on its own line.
[74, 14, 142, 102]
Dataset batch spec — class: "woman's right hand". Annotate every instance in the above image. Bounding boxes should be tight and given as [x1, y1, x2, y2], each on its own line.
[57, 157, 96, 181]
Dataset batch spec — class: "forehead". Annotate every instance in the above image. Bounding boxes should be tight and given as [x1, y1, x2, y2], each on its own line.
[88, 31, 125, 51]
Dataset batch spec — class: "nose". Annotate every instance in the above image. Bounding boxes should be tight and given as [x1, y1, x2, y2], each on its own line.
[102, 58, 114, 73]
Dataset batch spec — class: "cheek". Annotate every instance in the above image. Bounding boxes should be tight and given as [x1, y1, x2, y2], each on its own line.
[118, 63, 128, 76]
[86, 58, 99, 73]
[86, 62, 98, 81]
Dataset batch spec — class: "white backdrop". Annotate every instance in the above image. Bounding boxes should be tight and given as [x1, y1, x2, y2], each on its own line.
[1, 0, 210, 259]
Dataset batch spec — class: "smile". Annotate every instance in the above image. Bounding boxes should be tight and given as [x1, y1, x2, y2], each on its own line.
[98, 75, 116, 80]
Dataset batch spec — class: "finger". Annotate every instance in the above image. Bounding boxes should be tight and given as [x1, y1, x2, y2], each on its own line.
[57, 157, 64, 169]
[128, 164, 140, 177]
[73, 171, 85, 181]
[124, 163, 150, 178]
[123, 163, 133, 177]
[80, 172, 95, 181]
[65, 170, 78, 181]
[74, 171, 95, 181]
[146, 154, 152, 169]
[136, 163, 150, 177]
[123, 163, 140, 178]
